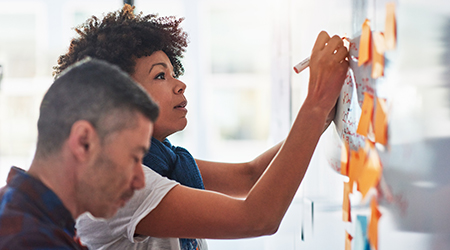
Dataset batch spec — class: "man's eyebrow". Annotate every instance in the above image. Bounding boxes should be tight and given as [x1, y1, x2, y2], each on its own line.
[149, 62, 168, 73]
[135, 146, 149, 156]
[140, 146, 149, 155]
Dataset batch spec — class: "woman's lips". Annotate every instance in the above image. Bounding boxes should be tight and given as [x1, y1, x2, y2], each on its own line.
[174, 101, 188, 112]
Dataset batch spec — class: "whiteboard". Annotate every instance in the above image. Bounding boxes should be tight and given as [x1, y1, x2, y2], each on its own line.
[291, 0, 450, 249]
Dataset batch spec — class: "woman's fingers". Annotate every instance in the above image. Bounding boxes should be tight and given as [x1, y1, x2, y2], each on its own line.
[312, 31, 331, 54]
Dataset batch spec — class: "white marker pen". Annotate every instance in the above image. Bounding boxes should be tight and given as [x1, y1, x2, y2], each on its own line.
[293, 56, 310, 74]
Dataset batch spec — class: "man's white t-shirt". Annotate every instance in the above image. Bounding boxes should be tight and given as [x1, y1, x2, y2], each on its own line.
[76, 166, 180, 250]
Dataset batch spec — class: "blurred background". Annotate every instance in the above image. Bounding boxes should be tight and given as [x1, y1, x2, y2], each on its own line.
[1, 0, 450, 249]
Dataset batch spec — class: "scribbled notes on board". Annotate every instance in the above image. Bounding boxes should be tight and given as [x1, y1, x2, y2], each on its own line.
[328, 2, 397, 249]
[349, 36, 375, 106]
[333, 69, 366, 153]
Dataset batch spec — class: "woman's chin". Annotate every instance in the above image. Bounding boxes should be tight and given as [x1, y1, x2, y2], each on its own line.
[154, 123, 188, 141]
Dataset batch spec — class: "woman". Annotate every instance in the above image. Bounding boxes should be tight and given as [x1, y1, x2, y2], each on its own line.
[54, 4, 347, 250]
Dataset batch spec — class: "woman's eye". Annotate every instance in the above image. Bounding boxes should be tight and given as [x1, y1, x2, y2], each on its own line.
[155, 72, 165, 80]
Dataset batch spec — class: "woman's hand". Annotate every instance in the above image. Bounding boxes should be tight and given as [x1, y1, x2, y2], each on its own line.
[307, 31, 349, 115]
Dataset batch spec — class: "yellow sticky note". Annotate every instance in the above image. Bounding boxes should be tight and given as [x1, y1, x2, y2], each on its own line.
[385, 2, 397, 50]
[341, 141, 350, 176]
[359, 19, 372, 66]
[372, 32, 385, 79]
[368, 198, 382, 250]
[345, 231, 353, 250]
[374, 97, 388, 145]
[357, 93, 374, 137]
[348, 147, 367, 192]
[357, 149, 382, 198]
[343, 181, 352, 222]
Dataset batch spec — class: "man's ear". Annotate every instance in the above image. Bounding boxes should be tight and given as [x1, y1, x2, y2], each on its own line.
[67, 120, 100, 163]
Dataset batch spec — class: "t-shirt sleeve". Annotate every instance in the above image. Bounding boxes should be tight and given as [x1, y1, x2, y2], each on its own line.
[122, 166, 179, 242]
[76, 165, 179, 247]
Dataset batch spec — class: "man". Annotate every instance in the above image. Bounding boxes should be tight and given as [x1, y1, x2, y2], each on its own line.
[0, 58, 160, 249]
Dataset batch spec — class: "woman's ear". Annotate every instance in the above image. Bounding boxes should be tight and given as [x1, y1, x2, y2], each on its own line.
[67, 120, 100, 163]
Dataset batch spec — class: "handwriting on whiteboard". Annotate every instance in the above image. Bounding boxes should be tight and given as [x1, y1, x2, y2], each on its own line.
[327, 36, 371, 173]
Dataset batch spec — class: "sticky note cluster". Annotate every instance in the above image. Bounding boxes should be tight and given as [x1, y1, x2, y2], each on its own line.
[358, 3, 397, 79]
[341, 127, 385, 250]
[357, 93, 389, 145]
[339, 2, 397, 250]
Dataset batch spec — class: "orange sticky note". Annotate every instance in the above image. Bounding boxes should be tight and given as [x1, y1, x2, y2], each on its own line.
[374, 97, 388, 145]
[358, 19, 372, 66]
[372, 31, 385, 79]
[348, 147, 367, 191]
[368, 198, 382, 250]
[357, 149, 382, 198]
[385, 2, 397, 50]
[357, 93, 374, 137]
[343, 181, 352, 222]
[356, 140, 374, 193]
[345, 231, 353, 250]
[341, 141, 350, 176]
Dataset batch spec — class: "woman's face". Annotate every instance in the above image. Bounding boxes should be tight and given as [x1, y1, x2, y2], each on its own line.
[131, 51, 188, 141]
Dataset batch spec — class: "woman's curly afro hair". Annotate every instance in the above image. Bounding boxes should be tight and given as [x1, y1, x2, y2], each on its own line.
[53, 4, 188, 78]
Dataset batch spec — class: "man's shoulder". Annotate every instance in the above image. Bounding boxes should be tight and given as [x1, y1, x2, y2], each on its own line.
[0, 186, 45, 227]
[0, 199, 82, 249]
[0, 216, 84, 250]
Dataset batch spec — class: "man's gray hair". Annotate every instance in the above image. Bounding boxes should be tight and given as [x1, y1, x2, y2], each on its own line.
[36, 58, 159, 157]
